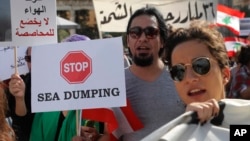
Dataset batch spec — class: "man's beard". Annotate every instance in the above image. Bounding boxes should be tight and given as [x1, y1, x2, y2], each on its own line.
[132, 53, 153, 67]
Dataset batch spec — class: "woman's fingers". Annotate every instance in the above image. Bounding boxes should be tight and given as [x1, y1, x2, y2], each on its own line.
[186, 99, 220, 124]
[80, 126, 99, 141]
[8, 74, 25, 97]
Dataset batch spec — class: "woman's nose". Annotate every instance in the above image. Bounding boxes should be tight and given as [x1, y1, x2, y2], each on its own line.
[184, 66, 199, 82]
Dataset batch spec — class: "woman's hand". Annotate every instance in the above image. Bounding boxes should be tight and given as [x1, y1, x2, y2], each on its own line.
[185, 99, 220, 124]
[9, 74, 25, 99]
[81, 126, 100, 141]
[72, 126, 100, 141]
[8, 73, 27, 116]
[71, 136, 85, 141]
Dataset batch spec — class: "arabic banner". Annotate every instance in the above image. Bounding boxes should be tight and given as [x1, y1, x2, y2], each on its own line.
[93, 0, 145, 32]
[0, 0, 57, 46]
[153, 0, 217, 28]
[93, 0, 217, 32]
[0, 46, 29, 80]
[31, 37, 126, 112]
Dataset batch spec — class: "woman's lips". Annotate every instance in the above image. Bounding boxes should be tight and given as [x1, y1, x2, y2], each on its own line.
[188, 89, 206, 96]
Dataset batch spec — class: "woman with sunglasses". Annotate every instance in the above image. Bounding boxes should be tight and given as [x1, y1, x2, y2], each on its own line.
[165, 20, 231, 123]
[143, 21, 250, 140]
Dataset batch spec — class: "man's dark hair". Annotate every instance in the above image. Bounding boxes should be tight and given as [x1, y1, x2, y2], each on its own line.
[238, 45, 250, 66]
[126, 7, 168, 57]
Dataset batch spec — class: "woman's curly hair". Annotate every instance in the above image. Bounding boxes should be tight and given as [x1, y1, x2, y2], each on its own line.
[165, 20, 229, 69]
[0, 83, 15, 141]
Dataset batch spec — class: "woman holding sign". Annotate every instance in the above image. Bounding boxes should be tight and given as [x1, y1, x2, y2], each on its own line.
[7, 46, 33, 141]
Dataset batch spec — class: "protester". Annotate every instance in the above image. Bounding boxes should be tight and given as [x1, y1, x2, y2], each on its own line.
[29, 34, 109, 141]
[165, 20, 230, 122]
[24, 47, 32, 72]
[7, 46, 33, 141]
[115, 7, 185, 141]
[142, 20, 250, 141]
[225, 52, 240, 96]
[0, 82, 15, 141]
[228, 45, 250, 99]
[30, 110, 107, 141]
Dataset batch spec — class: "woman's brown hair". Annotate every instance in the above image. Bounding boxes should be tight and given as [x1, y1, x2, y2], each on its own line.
[165, 20, 229, 69]
[0, 82, 15, 141]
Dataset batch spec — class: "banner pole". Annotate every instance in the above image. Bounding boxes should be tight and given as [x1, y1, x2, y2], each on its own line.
[14, 46, 18, 74]
[76, 109, 82, 136]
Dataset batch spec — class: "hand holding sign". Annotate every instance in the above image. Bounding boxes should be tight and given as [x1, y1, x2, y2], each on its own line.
[8, 74, 25, 98]
[8, 73, 27, 116]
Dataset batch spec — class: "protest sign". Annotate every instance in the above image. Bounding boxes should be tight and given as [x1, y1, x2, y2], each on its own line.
[31, 37, 126, 112]
[0, 0, 57, 46]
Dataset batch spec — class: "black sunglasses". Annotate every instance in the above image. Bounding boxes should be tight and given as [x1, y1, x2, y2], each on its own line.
[170, 57, 212, 82]
[128, 26, 159, 39]
[24, 55, 31, 63]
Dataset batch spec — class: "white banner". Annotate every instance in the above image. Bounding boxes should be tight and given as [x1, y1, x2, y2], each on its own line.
[0, 0, 57, 46]
[142, 99, 250, 141]
[93, 0, 217, 32]
[153, 0, 217, 28]
[31, 37, 126, 112]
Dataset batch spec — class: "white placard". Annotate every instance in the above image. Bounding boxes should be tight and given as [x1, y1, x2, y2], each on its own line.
[31, 37, 126, 112]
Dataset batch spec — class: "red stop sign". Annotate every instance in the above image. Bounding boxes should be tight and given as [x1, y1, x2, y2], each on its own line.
[60, 50, 92, 84]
